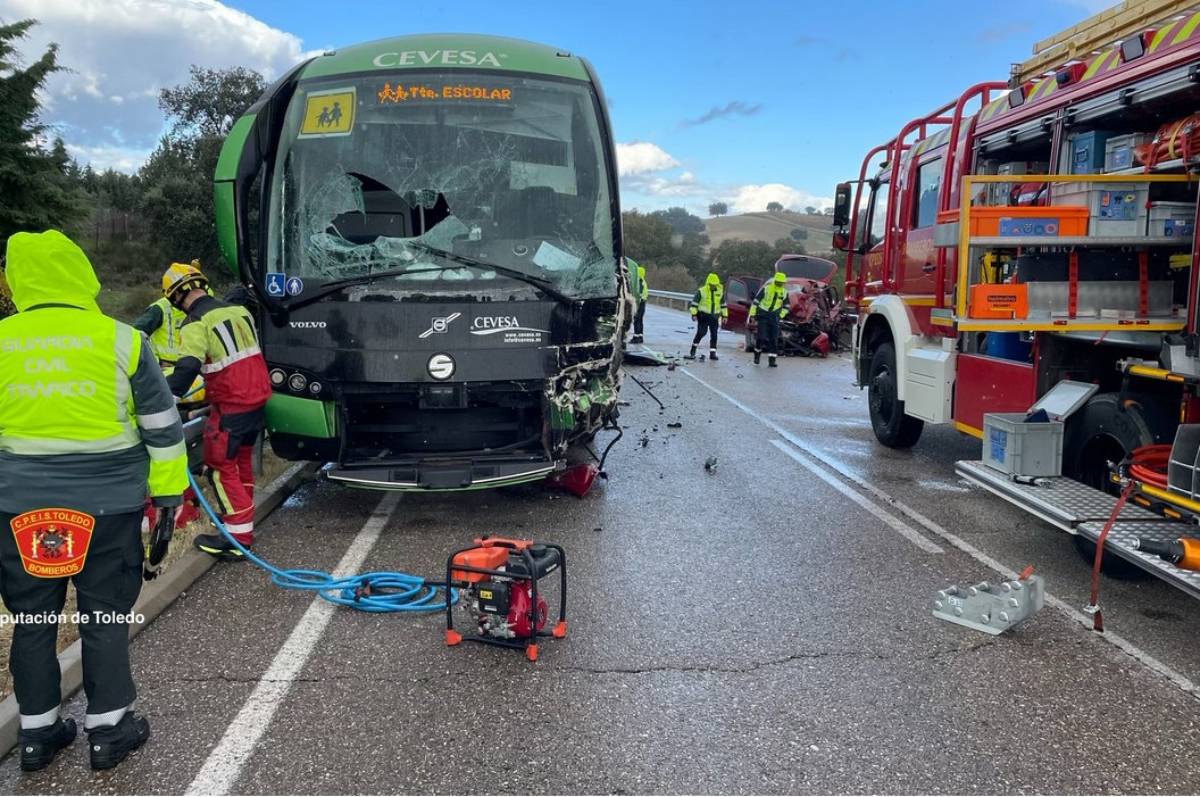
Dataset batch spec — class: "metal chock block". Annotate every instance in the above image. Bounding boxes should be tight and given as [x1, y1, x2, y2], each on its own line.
[931, 575, 1045, 635]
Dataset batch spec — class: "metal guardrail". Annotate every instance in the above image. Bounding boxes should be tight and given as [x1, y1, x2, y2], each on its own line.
[646, 288, 692, 311]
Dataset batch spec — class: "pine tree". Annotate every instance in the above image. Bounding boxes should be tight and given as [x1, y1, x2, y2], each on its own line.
[0, 20, 87, 249]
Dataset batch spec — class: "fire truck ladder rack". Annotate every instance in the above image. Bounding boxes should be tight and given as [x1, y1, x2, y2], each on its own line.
[955, 460, 1200, 600]
[945, 172, 1195, 333]
[1015, 0, 1200, 84]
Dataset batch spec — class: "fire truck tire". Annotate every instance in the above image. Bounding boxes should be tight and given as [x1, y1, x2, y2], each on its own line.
[1064, 392, 1167, 579]
[867, 342, 923, 448]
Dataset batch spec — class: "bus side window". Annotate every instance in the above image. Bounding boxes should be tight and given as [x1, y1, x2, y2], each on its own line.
[912, 158, 942, 229]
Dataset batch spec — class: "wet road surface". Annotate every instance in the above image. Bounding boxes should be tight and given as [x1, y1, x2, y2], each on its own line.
[4, 305, 1200, 794]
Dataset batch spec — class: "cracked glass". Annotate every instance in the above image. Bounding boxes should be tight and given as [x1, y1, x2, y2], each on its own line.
[266, 72, 618, 300]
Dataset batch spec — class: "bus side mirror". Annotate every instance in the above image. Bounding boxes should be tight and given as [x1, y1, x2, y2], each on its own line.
[832, 231, 850, 251]
[832, 182, 852, 229]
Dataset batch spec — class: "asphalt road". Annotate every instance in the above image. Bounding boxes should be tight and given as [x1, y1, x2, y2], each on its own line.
[5, 304, 1200, 794]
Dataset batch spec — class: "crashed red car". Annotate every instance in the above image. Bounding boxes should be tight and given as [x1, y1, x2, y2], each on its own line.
[725, 255, 853, 357]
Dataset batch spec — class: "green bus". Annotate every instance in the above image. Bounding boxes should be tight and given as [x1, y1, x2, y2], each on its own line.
[213, 34, 629, 490]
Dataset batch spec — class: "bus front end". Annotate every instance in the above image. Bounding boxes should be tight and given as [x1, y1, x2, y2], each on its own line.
[214, 35, 629, 490]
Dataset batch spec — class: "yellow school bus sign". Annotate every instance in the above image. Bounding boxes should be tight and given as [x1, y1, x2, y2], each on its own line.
[299, 88, 356, 137]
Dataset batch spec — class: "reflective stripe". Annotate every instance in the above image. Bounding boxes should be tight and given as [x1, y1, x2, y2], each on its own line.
[223, 521, 254, 534]
[1081, 49, 1117, 81]
[0, 431, 142, 455]
[113, 322, 134, 422]
[20, 707, 59, 730]
[1149, 21, 1178, 53]
[146, 440, 186, 462]
[213, 321, 237, 358]
[137, 406, 181, 430]
[85, 706, 129, 731]
[1173, 12, 1200, 45]
[201, 345, 261, 375]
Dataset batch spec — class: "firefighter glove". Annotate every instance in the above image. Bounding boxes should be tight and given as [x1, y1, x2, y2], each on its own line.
[143, 508, 174, 581]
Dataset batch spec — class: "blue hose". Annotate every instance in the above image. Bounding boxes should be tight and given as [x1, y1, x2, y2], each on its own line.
[185, 470, 456, 613]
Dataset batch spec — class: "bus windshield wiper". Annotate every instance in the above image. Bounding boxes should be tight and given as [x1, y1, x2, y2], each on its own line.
[275, 244, 578, 314]
[402, 242, 579, 307]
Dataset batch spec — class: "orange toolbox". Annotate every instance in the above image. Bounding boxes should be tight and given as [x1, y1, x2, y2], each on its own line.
[970, 283, 1029, 319]
[969, 205, 1089, 237]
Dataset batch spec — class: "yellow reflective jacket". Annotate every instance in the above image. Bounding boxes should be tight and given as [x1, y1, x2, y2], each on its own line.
[0, 231, 188, 514]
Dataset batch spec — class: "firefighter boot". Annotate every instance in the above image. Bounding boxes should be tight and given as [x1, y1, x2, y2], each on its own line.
[753, 350, 761, 365]
[88, 712, 150, 770]
[687, 345, 697, 360]
[709, 348, 719, 361]
[630, 334, 643, 344]
[769, 354, 778, 367]
[193, 533, 247, 561]
[19, 718, 76, 772]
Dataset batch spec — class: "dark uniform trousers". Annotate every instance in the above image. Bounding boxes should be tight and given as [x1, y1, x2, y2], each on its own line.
[692, 312, 720, 349]
[0, 511, 143, 718]
[633, 301, 646, 337]
[756, 313, 782, 354]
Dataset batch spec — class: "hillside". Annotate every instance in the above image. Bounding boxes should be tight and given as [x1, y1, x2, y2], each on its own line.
[704, 210, 834, 253]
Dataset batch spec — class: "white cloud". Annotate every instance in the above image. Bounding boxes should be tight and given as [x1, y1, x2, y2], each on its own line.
[64, 143, 153, 173]
[615, 141, 679, 176]
[727, 183, 832, 214]
[0, 0, 314, 171]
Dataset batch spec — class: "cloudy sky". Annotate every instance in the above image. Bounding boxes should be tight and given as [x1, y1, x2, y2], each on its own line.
[1, 0, 1115, 214]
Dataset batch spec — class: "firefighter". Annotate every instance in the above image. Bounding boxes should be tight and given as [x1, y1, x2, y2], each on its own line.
[162, 262, 271, 559]
[131, 261, 198, 365]
[0, 230, 187, 771]
[630, 260, 648, 345]
[688, 272, 727, 360]
[750, 271, 789, 367]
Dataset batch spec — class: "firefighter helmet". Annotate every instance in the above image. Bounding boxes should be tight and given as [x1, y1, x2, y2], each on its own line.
[162, 260, 207, 301]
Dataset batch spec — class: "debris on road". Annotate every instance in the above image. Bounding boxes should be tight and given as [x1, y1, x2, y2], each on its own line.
[704, 456, 718, 473]
[545, 463, 600, 498]
[624, 348, 670, 366]
[932, 574, 1045, 635]
[667, 421, 683, 429]
[628, 373, 666, 410]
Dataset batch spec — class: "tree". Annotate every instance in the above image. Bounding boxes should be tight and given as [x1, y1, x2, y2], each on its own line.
[141, 66, 267, 266]
[790, 227, 808, 241]
[805, 206, 817, 215]
[0, 20, 87, 248]
[766, 201, 784, 213]
[708, 201, 728, 217]
[651, 206, 706, 236]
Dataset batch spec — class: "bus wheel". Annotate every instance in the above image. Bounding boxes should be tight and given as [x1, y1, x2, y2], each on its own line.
[1064, 392, 1162, 579]
[867, 341, 923, 448]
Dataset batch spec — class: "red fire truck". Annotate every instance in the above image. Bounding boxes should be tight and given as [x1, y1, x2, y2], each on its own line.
[832, 0, 1200, 596]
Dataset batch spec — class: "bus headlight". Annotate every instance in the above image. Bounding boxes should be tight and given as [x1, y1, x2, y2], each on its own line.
[288, 373, 308, 393]
[308, 381, 323, 396]
[269, 368, 287, 387]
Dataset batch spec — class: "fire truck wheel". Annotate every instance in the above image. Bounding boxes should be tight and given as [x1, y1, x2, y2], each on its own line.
[1065, 392, 1167, 579]
[867, 341, 924, 448]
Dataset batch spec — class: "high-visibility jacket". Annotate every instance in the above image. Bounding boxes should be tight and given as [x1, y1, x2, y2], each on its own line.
[145, 297, 187, 364]
[689, 284, 728, 318]
[0, 230, 188, 514]
[167, 295, 270, 413]
[750, 282, 789, 319]
[637, 266, 648, 302]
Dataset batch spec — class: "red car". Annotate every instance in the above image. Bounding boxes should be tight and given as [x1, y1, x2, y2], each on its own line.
[725, 255, 851, 357]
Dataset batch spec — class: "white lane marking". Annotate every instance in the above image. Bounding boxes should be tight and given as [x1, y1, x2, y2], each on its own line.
[770, 440, 944, 554]
[186, 492, 401, 795]
[685, 369, 1200, 698]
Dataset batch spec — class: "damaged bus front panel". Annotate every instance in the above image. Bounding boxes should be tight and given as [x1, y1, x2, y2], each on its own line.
[213, 35, 628, 490]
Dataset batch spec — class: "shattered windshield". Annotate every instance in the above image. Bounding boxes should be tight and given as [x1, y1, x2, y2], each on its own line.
[266, 72, 618, 300]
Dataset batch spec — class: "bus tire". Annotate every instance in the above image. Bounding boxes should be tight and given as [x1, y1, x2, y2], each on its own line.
[867, 341, 923, 448]
[1064, 392, 1166, 579]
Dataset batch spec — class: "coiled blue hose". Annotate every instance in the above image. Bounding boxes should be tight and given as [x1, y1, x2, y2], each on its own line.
[185, 470, 456, 613]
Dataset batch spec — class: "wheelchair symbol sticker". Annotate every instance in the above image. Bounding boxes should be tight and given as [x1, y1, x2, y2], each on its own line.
[266, 273, 286, 297]
[286, 277, 304, 296]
